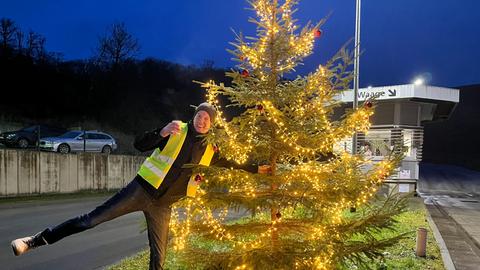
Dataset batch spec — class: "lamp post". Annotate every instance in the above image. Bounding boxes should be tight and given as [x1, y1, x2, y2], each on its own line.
[350, 0, 362, 213]
[352, 0, 362, 155]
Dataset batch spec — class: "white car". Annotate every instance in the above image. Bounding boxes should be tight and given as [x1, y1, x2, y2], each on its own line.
[40, 131, 117, 154]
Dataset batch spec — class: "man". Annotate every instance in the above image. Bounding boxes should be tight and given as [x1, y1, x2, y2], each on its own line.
[11, 102, 218, 270]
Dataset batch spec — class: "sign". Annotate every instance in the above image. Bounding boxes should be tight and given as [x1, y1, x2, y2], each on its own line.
[399, 169, 411, 178]
[398, 184, 410, 193]
[356, 88, 397, 99]
[338, 84, 459, 103]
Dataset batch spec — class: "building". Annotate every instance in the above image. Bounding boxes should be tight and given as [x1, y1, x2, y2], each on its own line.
[337, 84, 459, 193]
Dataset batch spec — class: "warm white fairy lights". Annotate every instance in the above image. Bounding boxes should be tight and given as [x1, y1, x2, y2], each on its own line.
[169, 0, 400, 268]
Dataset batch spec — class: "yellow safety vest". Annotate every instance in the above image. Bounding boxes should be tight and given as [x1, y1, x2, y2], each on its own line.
[137, 122, 214, 197]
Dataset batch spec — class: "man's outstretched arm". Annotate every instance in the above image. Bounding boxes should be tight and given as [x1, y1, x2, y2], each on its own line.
[133, 121, 183, 152]
[210, 155, 258, 173]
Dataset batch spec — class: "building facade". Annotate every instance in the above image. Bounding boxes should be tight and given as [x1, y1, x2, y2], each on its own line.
[336, 84, 459, 193]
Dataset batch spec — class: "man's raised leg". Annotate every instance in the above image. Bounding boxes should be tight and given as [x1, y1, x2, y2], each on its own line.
[11, 177, 151, 256]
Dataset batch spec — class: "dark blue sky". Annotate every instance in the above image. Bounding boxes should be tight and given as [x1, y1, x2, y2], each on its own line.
[1, 0, 479, 87]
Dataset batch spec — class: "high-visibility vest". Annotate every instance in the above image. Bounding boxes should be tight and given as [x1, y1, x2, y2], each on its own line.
[137, 122, 215, 197]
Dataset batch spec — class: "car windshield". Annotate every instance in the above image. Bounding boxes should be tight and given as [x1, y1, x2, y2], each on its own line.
[58, 131, 82, 138]
[21, 126, 38, 132]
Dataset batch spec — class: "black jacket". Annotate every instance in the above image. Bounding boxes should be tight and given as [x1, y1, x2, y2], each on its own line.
[133, 121, 256, 197]
[133, 121, 209, 197]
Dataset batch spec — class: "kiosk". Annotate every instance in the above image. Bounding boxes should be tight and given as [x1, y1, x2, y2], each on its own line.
[337, 84, 459, 193]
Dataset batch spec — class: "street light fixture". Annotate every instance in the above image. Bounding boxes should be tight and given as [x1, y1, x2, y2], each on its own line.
[413, 77, 424, 85]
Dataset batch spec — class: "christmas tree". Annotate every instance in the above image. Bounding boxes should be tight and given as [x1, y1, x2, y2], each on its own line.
[170, 0, 406, 269]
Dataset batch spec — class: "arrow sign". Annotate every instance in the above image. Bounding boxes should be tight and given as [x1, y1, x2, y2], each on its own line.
[388, 89, 397, 97]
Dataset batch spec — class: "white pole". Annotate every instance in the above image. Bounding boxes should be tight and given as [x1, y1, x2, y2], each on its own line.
[352, 0, 361, 155]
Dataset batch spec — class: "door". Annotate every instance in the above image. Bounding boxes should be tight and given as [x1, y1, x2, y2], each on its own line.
[88, 133, 105, 152]
[70, 132, 87, 152]
[84, 133, 97, 152]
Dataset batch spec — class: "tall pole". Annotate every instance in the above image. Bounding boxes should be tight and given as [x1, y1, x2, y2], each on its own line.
[352, 0, 361, 155]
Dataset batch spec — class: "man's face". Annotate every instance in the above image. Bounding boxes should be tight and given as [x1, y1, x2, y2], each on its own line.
[193, 110, 211, 134]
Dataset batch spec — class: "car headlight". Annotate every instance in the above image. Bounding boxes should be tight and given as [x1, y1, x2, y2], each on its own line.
[6, 134, 15, 139]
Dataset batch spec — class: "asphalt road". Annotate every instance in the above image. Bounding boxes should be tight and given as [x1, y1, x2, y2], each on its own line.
[419, 162, 480, 196]
[419, 163, 480, 269]
[0, 195, 147, 270]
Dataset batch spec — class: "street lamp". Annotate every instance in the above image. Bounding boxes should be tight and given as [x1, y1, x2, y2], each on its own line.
[349, 0, 362, 214]
[352, 0, 362, 155]
[413, 77, 424, 85]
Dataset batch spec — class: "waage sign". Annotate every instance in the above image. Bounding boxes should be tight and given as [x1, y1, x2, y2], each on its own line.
[338, 84, 460, 103]
[339, 86, 400, 102]
[357, 89, 397, 99]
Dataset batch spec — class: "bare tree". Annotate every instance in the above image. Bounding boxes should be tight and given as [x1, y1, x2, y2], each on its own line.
[25, 30, 41, 58]
[0, 18, 17, 52]
[95, 22, 140, 67]
[15, 29, 24, 53]
[35, 35, 47, 61]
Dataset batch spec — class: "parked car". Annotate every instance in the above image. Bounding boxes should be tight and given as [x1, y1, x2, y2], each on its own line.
[0, 125, 67, 149]
[39, 130, 117, 154]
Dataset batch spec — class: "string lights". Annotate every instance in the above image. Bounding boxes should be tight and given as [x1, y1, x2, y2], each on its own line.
[169, 0, 402, 269]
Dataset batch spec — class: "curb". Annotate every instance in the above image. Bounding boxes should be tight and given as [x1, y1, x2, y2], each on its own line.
[425, 207, 456, 270]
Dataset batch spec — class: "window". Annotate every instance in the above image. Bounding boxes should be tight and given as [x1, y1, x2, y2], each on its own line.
[60, 131, 82, 138]
[97, 134, 111, 140]
[400, 129, 423, 160]
[358, 130, 392, 157]
[86, 133, 98, 139]
[22, 126, 37, 132]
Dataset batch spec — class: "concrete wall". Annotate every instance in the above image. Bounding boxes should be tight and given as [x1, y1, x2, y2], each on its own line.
[0, 149, 144, 197]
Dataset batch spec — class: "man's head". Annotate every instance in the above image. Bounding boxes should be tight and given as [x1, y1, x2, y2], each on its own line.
[193, 102, 216, 134]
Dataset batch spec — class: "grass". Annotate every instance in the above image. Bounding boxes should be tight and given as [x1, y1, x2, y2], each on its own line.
[110, 197, 445, 270]
[356, 198, 444, 270]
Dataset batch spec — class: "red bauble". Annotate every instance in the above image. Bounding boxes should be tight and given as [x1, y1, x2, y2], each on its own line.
[364, 101, 373, 108]
[256, 104, 264, 111]
[241, 69, 249, 77]
[258, 165, 272, 174]
[275, 211, 282, 219]
[194, 174, 204, 183]
[313, 29, 322, 38]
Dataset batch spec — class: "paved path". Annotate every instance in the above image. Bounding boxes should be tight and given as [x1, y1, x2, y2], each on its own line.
[425, 197, 480, 270]
[420, 163, 480, 270]
[0, 195, 147, 270]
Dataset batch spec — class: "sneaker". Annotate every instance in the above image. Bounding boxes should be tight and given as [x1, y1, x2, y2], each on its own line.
[11, 232, 46, 256]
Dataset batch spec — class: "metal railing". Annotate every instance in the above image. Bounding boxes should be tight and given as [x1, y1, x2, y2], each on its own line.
[356, 126, 424, 162]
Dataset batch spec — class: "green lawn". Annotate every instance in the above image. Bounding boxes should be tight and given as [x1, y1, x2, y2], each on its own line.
[358, 201, 444, 269]
[110, 197, 444, 270]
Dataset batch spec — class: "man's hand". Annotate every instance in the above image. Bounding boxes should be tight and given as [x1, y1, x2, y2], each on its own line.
[160, 120, 182, 137]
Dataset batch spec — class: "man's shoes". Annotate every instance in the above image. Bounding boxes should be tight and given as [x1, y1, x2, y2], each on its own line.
[11, 232, 47, 256]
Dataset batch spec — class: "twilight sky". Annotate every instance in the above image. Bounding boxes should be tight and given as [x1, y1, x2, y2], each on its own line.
[1, 0, 479, 87]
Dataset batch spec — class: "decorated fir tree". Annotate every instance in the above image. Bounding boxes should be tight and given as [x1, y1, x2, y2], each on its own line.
[170, 0, 406, 269]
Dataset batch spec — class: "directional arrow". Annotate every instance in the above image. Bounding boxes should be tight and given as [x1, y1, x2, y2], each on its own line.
[388, 89, 397, 97]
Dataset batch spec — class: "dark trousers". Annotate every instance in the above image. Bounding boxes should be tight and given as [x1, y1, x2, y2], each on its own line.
[40, 175, 188, 270]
